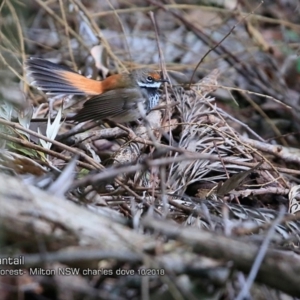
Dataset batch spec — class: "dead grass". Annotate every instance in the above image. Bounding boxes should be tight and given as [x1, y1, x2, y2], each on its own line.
[1, 0, 300, 299]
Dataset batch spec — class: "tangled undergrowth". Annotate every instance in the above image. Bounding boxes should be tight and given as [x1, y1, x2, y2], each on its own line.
[1, 1, 300, 299]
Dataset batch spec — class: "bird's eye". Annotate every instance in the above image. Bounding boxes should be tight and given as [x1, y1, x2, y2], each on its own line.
[147, 76, 153, 82]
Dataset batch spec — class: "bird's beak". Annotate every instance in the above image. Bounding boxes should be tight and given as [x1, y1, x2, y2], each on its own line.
[159, 79, 170, 83]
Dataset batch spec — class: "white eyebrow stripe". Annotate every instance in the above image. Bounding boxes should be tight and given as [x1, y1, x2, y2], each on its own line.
[137, 81, 161, 88]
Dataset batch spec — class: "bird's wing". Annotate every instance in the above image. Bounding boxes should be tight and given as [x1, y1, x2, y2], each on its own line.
[74, 88, 144, 123]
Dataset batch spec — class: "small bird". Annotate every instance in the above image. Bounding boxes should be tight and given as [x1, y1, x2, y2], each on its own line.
[26, 58, 168, 123]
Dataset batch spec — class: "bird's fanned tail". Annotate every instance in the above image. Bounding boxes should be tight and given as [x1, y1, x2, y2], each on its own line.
[26, 58, 103, 95]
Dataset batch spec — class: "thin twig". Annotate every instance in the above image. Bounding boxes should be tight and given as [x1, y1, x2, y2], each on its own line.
[235, 206, 286, 300]
[0, 132, 94, 170]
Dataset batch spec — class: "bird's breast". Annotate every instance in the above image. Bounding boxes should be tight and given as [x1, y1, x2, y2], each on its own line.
[139, 87, 160, 112]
